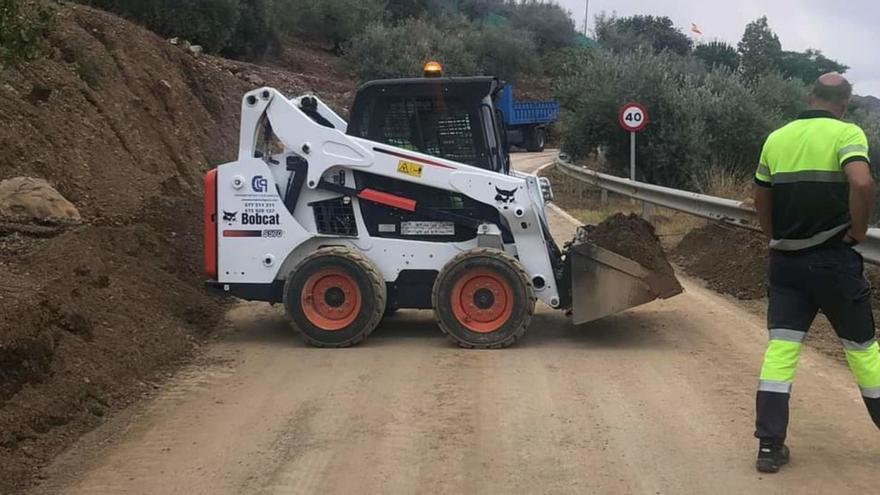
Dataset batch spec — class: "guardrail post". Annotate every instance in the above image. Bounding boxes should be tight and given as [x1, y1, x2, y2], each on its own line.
[642, 201, 653, 221]
[600, 189, 608, 207]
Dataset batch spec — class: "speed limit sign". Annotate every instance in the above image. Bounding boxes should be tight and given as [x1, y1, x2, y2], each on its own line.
[618, 103, 648, 181]
[619, 103, 648, 132]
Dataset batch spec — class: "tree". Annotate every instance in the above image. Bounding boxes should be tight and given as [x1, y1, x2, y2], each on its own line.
[553, 48, 804, 189]
[463, 24, 539, 82]
[694, 41, 738, 72]
[344, 18, 479, 81]
[82, 0, 242, 54]
[738, 16, 782, 82]
[224, 0, 281, 59]
[779, 49, 848, 84]
[504, 0, 577, 53]
[289, 0, 385, 53]
[595, 14, 692, 56]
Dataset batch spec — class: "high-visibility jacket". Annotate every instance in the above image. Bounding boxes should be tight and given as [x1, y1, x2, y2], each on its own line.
[755, 109, 871, 251]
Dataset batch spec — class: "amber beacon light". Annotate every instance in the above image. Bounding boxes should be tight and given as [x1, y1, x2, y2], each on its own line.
[423, 61, 442, 78]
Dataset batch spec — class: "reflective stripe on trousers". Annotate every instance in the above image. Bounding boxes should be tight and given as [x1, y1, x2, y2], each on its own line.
[842, 340, 880, 399]
[758, 329, 805, 392]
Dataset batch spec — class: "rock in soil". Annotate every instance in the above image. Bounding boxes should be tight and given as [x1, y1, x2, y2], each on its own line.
[0, 177, 80, 223]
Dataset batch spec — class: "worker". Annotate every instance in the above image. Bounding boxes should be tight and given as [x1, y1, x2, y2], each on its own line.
[753, 72, 878, 473]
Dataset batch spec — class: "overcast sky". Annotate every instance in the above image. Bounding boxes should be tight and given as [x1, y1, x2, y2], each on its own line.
[555, 0, 880, 96]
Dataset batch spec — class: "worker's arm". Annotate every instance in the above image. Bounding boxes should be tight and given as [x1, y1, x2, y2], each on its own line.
[843, 161, 875, 243]
[838, 125, 874, 244]
[754, 148, 773, 237]
[754, 184, 773, 237]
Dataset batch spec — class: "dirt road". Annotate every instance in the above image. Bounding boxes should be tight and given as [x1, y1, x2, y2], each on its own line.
[30, 154, 878, 495]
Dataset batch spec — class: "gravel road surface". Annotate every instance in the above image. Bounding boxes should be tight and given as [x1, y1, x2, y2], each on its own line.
[31, 152, 879, 495]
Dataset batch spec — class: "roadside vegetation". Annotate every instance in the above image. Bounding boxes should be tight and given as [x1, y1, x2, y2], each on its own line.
[74, 0, 578, 84]
[554, 14, 880, 195]
[64, 3, 879, 196]
[0, 0, 52, 66]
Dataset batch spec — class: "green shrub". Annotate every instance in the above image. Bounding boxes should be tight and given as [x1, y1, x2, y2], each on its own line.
[463, 23, 538, 82]
[693, 41, 738, 71]
[850, 110, 880, 170]
[225, 0, 280, 58]
[0, 0, 52, 66]
[79, 0, 277, 56]
[554, 49, 806, 190]
[595, 14, 692, 56]
[344, 18, 478, 81]
[284, 0, 385, 53]
[344, 16, 544, 83]
[503, 0, 576, 52]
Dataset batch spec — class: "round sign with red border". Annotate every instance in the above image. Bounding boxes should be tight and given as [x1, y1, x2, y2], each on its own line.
[618, 103, 648, 132]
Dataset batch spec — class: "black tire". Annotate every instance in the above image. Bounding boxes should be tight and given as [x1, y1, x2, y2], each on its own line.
[432, 248, 535, 349]
[525, 127, 545, 152]
[284, 247, 385, 348]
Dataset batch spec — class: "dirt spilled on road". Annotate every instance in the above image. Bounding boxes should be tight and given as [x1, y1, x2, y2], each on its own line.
[673, 223, 768, 300]
[673, 222, 880, 362]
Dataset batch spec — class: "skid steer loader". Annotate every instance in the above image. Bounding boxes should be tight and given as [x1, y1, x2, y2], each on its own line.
[204, 65, 681, 348]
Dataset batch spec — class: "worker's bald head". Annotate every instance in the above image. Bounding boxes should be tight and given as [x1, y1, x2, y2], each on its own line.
[809, 72, 852, 118]
[812, 72, 852, 104]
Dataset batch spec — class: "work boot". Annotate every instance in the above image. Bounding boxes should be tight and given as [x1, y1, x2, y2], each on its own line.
[756, 442, 790, 473]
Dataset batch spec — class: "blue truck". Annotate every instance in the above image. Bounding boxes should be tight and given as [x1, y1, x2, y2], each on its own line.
[495, 84, 560, 152]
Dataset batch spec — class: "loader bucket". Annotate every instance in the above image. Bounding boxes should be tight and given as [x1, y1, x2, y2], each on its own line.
[567, 242, 682, 325]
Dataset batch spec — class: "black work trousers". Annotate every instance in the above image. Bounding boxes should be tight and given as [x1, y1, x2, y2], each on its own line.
[755, 242, 880, 443]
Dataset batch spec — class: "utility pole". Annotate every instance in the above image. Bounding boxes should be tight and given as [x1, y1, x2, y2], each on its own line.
[583, 0, 590, 35]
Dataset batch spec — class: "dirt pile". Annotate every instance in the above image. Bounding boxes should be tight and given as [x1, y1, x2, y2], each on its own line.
[673, 223, 768, 300]
[0, 4, 354, 492]
[586, 213, 678, 277]
[578, 213, 683, 298]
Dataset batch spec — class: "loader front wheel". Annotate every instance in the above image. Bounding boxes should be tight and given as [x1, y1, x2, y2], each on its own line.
[432, 249, 535, 349]
[284, 247, 385, 348]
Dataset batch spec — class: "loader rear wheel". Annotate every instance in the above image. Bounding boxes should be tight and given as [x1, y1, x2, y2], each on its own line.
[284, 247, 385, 348]
[432, 249, 535, 349]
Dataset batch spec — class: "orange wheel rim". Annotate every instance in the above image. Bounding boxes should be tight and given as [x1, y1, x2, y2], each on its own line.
[301, 268, 361, 331]
[450, 268, 514, 333]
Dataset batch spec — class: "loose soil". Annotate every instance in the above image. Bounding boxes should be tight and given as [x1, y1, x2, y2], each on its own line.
[673, 223, 768, 300]
[540, 165, 706, 250]
[673, 222, 880, 362]
[586, 213, 677, 278]
[0, 4, 354, 492]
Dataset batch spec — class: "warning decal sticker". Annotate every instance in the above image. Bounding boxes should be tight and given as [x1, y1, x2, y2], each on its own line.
[397, 160, 423, 178]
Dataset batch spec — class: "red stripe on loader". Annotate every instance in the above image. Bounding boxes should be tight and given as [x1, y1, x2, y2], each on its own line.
[357, 188, 417, 212]
[203, 169, 218, 279]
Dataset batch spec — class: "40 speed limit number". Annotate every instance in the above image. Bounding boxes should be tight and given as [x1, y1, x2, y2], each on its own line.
[618, 103, 648, 133]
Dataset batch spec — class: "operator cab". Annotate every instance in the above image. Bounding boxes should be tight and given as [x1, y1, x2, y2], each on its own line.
[347, 70, 510, 174]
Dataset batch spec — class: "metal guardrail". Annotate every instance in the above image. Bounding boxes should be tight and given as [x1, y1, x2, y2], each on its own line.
[554, 155, 880, 265]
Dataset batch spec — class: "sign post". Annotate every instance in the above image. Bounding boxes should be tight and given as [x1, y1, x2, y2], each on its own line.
[618, 102, 649, 180]
[618, 102, 650, 217]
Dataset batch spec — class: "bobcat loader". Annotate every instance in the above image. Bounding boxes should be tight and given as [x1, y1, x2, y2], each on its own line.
[204, 65, 681, 348]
